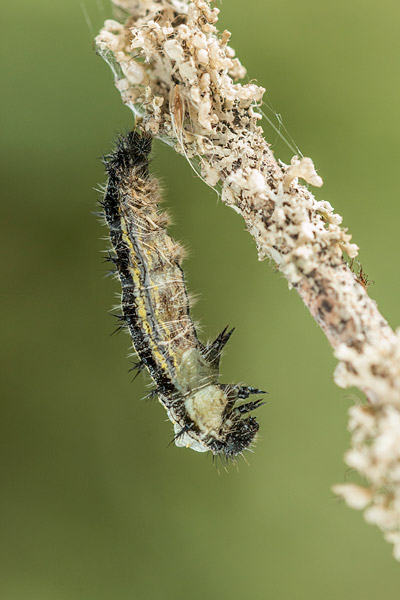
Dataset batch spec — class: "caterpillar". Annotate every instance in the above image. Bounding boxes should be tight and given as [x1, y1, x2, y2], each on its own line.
[100, 131, 265, 458]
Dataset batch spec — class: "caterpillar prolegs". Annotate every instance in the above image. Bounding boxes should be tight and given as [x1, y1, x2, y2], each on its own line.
[101, 131, 265, 458]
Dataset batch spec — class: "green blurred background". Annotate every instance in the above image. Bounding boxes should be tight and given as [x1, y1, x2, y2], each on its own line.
[2, 0, 400, 598]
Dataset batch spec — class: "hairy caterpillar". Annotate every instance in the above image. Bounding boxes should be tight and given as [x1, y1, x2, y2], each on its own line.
[101, 131, 265, 458]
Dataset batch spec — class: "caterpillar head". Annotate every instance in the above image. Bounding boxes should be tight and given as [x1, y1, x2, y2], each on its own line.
[176, 383, 265, 458]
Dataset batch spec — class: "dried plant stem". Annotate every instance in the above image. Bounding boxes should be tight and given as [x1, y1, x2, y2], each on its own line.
[96, 0, 400, 559]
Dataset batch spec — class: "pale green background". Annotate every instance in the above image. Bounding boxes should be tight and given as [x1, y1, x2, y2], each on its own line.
[2, 1, 400, 598]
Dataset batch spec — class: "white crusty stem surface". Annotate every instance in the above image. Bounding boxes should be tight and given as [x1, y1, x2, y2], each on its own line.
[96, 0, 400, 559]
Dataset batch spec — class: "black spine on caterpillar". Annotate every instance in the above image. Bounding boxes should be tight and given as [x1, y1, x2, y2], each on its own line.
[101, 131, 265, 458]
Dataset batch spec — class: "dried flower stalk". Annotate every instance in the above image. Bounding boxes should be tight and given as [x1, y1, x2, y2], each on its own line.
[96, 0, 400, 559]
